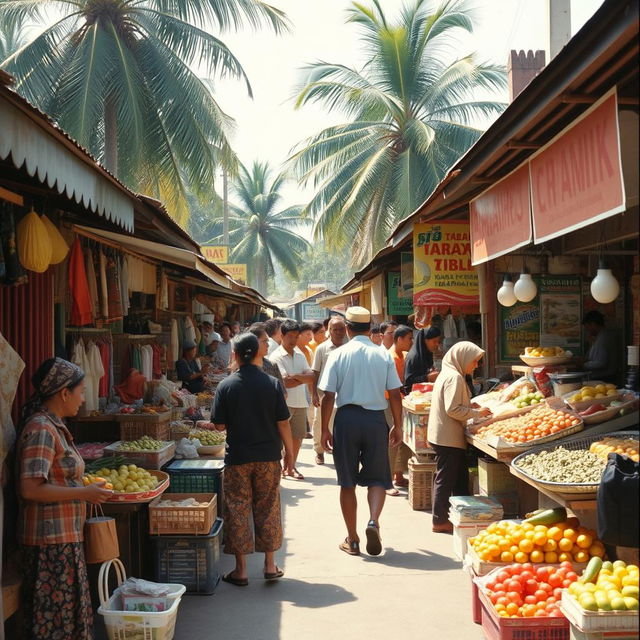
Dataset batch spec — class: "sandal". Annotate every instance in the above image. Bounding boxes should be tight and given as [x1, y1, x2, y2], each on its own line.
[365, 520, 382, 556]
[339, 538, 360, 556]
[222, 572, 248, 587]
[394, 477, 409, 488]
[264, 566, 285, 580]
[291, 468, 304, 480]
[386, 488, 400, 496]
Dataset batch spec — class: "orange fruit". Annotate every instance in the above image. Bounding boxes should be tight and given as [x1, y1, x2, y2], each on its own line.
[574, 550, 589, 563]
[530, 550, 544, 563]
[519, 539, 534, 554]
[533, 532, 547, 546]
[558, 538, 573, 552]
[558, 552, 572, 563]
[576, 534, 593, 549]
[501, 551, 514, 562]
[543, 540, 557, 552]
[589, 543, 605, 558]
[544, 551, 558, 563]
[506, 602, 519, 616]
[510, 545, 520, 555]
[489, 545, 501, 558]
[515, 551, 529, 564]
[547, 527, 563, 541]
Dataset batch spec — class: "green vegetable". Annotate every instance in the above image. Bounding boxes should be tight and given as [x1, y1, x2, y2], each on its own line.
[582, 556, 604, 584]
[523, 507, 567, 525]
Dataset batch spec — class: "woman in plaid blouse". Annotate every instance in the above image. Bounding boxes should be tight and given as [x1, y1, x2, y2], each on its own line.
[17, 358, 112, 640]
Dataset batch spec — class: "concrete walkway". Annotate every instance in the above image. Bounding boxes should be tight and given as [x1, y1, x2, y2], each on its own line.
[173, 440, 485, 640]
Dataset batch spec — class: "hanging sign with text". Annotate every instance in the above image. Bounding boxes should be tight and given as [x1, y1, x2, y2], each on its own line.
[387, 272, 413, 315]
[220, 264, 247, 284]
[413, 221, 478, 306]
[530, 88, 625, 243]
[201, 246, 228, 263]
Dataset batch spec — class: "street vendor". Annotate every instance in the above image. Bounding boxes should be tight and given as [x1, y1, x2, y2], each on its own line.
[403, 326, 442, 394]
[175, 339, 211, 393]
[17, 357, 112, 640]
[203, 330, 229, 371]
[581, 310, 620, 383]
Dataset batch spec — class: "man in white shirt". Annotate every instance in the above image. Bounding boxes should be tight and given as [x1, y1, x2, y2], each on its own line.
[271, 319, 315, 480]
[311, 316, 347, 465]
[216, 322, 233, 367]
[380, 321, 398, 350]
[265, 318, 283, 356]
[319, 307, 402, 558]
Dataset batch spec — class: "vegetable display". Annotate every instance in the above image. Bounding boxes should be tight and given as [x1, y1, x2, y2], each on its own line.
[85, 464, 159, 493]
[116, 437, 169, 451]
[568, 384, 618, 403]
[470, 517, 606, 564]
[514, 447, 606, 484]
[567, 559, 639, 611]
[189, 429, 226, 446]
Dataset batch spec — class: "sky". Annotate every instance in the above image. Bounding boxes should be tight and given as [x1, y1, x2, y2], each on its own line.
[211, 0, 604, 210]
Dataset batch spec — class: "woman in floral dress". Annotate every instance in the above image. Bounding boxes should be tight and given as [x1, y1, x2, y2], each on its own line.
[17, 358, 112, 640]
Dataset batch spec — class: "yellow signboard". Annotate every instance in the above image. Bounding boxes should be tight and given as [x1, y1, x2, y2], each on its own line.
[413, 221, 478, 306]
[220, 264, 247, 284]
[201, 245, 228, 263]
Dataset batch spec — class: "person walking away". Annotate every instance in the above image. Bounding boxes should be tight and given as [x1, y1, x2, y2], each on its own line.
[311, 316, 347, 465]
[175, 340, 211, 393]
[212, 334, 294, 586]
[580, 310, 620, 383]
[265, 318, 283, 356]
[386, 325, 414, 495]
[370, 324, 383, 346]
[216, 322, 233, 367]
[247, 323, 285, 387]
[309, 322, 326, 353]
[428, 342, 491, 533]
[271, 320, 315, 480]
[319, 307, 403, 557]
[380, 321, 398, 350]
[404, 327, 442, 394]
[17, 358, 113, 640]
[297, 323, 315, 438]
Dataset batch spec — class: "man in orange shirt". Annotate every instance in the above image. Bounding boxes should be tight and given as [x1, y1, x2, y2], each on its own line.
[386, 325, 414, 494]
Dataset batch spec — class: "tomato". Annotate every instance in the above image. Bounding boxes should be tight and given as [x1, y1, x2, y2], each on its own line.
[497, 596, 510, 606]
[507, 580, 523, 593]
[562, 579, 573, 588]
[524, 579, 538, 595]
[494, 583, 505, 593]
[497, 571, 510, 583]
[549, 609, 564, 617]
[524, 595, 537, 605]
[486, 581, 497, 591]
[548, 573, 562, 588]
[535, 567, 549, 581]
[521, 564, 534, 573]
[560, 561, 573, 570]
[534, 590, 547, 602]
[566, 571, 578, 582]
[553, 588, 563, 599]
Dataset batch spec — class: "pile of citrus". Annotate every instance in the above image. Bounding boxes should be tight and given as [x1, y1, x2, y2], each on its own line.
[568, 559, 639, 612]
[483, 562, 579, 618]
[474, 404, 581, 444]
[470, 518, 606, 564]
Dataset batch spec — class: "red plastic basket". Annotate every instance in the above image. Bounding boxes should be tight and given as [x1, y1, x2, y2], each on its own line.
[467, 565, 481, 625]
[479, 588, 569, 640]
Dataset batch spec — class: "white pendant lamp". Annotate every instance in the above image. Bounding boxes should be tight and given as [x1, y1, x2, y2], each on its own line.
[514, 271, 537, 302]
[497, 275, 518, 307]
[590, 260, 620, 304]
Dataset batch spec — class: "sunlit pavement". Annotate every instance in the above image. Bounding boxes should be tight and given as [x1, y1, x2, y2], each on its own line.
[165, 440, 484, 640]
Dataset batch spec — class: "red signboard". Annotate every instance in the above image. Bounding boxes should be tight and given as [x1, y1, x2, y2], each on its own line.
[530, 89, 625, 243]
[470, 164, 531, 265]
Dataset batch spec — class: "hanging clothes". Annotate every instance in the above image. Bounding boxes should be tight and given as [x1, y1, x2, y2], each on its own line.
[119, 255, 130, 316]
[98, 339, 111, 398]
[152, 344, 162, 379]
[140, 344, 153, 381]
[442, 313, 459, 352]
[158, 272, 169, 310]
[131, 344, 142, 372]
[457, 315, 469, 340]
[0, 331, 24, 463]
[0, 202, 27, 286]
[99, 250, 108, 318]
[84, 247, 99, 322]
[170, 319, 179, 367]
[105, 254, 123, 321]
[68, 238, 93, 326]
[184, 316, 196, 344]
[84, 340, 105, 411]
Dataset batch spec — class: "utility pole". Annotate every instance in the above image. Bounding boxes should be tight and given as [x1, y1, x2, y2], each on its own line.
[222, 168, 229, 247]
[548, 0, 571, 60]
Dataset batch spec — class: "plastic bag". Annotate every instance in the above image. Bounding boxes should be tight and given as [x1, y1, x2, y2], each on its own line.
[531, 367, 553, 398]
[175, 437, 199, 459]
[117, 577, 172, 597]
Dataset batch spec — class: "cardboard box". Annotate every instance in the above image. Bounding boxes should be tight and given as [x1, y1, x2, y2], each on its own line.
[453, 522, 486, 560]
[478, 458, 518, 494]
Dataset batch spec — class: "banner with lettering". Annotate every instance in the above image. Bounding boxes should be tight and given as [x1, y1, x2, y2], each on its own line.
[413, 221, 479, 306]
[530, 88, 625, 243]
[387, 272, 413, 315]
[201, 246, 228, 263]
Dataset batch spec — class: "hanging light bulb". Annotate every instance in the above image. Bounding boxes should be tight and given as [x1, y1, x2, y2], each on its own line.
[497, 274, 518, 307]
[590, 259, 620, 304]
[514, 270, 537, 302]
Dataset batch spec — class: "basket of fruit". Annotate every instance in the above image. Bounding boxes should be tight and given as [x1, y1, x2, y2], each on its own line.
[189, 429, 226, 456]
[196, 392, 213, 408]
[563, 383, 620, 413]
[104, 437, 176, 470]
[511, 430, 639, 494]
[520, 346, 573, 367]
[467, 509, 599, 575]
[118, 406, 171, 441]
[560, 558, 639, 632]
[149, 493, 217, 536]
[468, 402, 583, 449]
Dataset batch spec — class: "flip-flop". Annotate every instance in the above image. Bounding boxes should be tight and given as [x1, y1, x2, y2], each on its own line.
[386, 488, 400, 496]
[222, 572, 248, 587]
[264, 566, 285, 580]
[365, 521, 382, 556]
[394, 478, 409, 488]
[339, 538, 360, 556]
[291, 468, 305, 480]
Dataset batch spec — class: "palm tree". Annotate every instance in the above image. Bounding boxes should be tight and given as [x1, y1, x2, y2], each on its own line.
[290, 0, 507, 264]
[205, 161, 311, 293]
[0, 0, 287, 225]
[0, 11, 28, 60]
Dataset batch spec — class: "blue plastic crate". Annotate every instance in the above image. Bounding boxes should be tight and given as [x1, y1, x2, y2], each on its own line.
[151, 518, 223, 595]
[163, 459, 224, 505]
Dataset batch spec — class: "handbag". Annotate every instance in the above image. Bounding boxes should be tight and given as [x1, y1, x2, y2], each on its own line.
[597, 453, 639, 548]
[84, 504, 120, 564]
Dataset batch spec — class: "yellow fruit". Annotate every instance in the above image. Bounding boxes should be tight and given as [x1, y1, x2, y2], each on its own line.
[559, 538, 573, 552]
[530, 550, 544, 563]
[515, 552, 529, 563]
[545, 551, 559, 564]
[576, 534, 593, 549]
[501, 551, 514, 562]
[558, 552, 573, 563]
[623, 597, 639, 610]
[574, 550, 590, 564]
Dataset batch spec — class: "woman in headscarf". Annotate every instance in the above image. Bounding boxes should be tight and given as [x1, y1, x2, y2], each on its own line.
[17, 358, 113, 640]
[427, 342, 492, 533]
[175, 339, 210, 393]
[403, 326, 442, 394]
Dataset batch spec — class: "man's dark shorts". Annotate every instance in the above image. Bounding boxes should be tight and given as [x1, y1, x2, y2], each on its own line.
[332, 404, 392, 489]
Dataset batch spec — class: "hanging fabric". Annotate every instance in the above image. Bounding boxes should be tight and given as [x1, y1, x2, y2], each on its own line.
[457, 314, 469, 340]
[99, 250, 109, 318]
[0, 202, 27, 285]
[85, 246, 99, 322]
[68, 237, 93, 326]
[184, 316, 196, 343]
[170, 319, 179, 368]
[119, 254, 130, 316]
[158, 271, 169, 310]
[84, 340, 105, 411]
[105, 253, 123, 321]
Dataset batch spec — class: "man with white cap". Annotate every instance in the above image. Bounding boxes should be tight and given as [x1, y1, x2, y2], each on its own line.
[319, 306, 403, 557]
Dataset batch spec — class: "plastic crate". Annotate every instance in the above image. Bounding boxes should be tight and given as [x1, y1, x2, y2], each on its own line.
[479, 587, 570, 640]
[118, 411, 171, 441]
[104, 441, 176, 470]
[569, 625, 639, 640]
[163, 459, 224, 497]
[149, 494, 217, 535]
[408, 457, 435, 510]
[560, 591, 639, 633]
[453, 522, 486, 560]
[151, 518, 223, 595]
[466, 564, 482, 625]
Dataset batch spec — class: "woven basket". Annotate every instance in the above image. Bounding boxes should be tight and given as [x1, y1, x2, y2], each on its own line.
[118, 411, 171, 441]
[408, 457, 436, 511]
